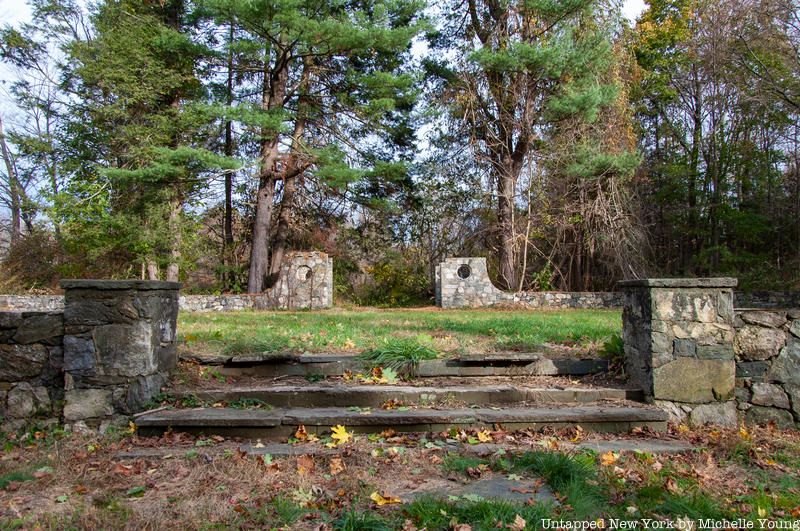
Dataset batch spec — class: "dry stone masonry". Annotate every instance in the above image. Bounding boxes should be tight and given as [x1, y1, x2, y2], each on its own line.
[733, 308, 800, 428]
[179, 251, 333, 311]
[619, 278, 739, 427]
[0, 311, 64, 431]
[435, 257, 623, 309]
[1, 280, 180, 433]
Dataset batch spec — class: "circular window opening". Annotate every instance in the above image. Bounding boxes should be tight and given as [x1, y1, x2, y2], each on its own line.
[296, 265, 313, 282]
[457, 264, 472, 280]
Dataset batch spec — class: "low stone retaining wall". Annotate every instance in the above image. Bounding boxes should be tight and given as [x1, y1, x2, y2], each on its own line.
[734, 309, 800, 428]
[0, 295, 65, 312]
[0, 280, 180, 433]
[619, 278, 738, 427]
[435, 258, 623, 309]
[0, 311, 65, 431]
[735, 291, 800, 309]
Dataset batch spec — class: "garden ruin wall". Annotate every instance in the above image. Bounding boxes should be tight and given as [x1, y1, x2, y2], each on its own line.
[0, 251, 333, 313]
[619, 278, 800, 428]
[0, 280, 180, 433]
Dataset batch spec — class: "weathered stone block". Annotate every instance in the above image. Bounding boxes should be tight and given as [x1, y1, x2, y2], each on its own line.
[63, 335, 96, 372]
[125, 374, 166, 413]
[0, 343, 47, 381]
[751, 383, 790, 409]
[697, 345, 734, 359]
[790, 320, 800, 339]
[12, 314, 63, 345]
[689, 401, 737, 427]
[93, 322, 155, 377]
[0, 312, 23, 329]
[652, 358, 735, 403]
[64, 389, 114, 421]
[673, 338, 696, 357]
[734, 325, 786, 361]
[766, 338, 800, 385]
[745, 406, 795, 428]
[784, 384, 800, 419]
[739, 310, 787, 329]
[736, 361, 769, 379]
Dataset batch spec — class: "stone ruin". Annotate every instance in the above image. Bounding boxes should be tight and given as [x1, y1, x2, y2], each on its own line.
[179, 251, 334, 311]
[435, 257, 622, 309]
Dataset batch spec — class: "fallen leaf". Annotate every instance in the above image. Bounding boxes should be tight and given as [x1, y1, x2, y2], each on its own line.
[294, 425, 309, 442]
[328, 425, 352, 447]
[370, 491, 403, 506]
[329, 457, 345, 475]
[600, 451, 618, 466]
[297, 455, 315, 475]
[476, 430, 492, 443]
[507, 514, 526, 530]
[112, 463, 134, 477]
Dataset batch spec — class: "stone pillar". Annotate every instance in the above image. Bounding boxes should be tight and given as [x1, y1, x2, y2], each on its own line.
[60, 280, 180, 431]
[618, 278, 738, 426]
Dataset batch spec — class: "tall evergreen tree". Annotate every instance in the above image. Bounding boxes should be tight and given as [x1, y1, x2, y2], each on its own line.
[196, 0, 424, 293]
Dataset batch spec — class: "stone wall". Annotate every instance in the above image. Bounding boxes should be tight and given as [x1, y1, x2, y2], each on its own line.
[0, 311, 65, 431]
[179, 251, 333, 311]
[61, 280, 180, 432]
[435, 258, 623, 309]
[0, 295, 65, 312]
[0, 280, 180, 433]
[734, 291, 800, 309]
[733, 309, 800, 428]
[619, 278, 738, 427]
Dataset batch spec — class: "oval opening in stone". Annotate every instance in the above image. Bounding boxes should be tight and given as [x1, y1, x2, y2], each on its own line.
[457, 264, 471, 280]
[296, 265, 313, 282]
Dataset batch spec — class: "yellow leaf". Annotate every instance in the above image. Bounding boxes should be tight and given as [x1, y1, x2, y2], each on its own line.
[476, 430, 492, 443]
[370, 491, 402, 506]
[570, 426, 584, 442]
[739, 424, 751, 440]
[600, 451, 619, 466]
[757, 506, 767, 518]
[330, 425, 352, 447]
[128, 421, 136, 434]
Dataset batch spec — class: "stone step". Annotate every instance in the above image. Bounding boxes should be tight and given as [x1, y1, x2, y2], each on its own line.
[135, 405, 668, 438]
[207, 354, 608, 378]
[177, 385, 641, 408]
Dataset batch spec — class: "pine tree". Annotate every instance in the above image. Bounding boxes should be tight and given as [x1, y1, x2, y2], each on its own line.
[196, 0, 424, 292]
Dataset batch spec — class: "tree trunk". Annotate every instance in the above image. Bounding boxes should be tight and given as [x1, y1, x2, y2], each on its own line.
[247, 45, 288, 293]
[166, 192, 182, 282]
[496, 170, 517, 290]
[0, 117, 21, 244]
[269, 57, 312, 277]
[223, 20, 235, 290]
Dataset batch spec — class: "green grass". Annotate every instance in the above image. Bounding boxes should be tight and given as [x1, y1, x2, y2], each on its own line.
[178, 308, 621, 356]
[358, 338, 439, 375]
[0, 470, 34, 489]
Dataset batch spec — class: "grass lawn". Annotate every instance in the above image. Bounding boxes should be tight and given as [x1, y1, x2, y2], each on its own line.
[178, 308, 622, 358]
[2, 423, 800, 529]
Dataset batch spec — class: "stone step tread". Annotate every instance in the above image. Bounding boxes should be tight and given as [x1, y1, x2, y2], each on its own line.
[135, 405, 667, 428]
[178, 385, 638, 402]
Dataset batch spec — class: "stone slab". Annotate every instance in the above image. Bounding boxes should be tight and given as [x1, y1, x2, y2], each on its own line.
[136, 408, 282, 427]
[618, 278, 737, 288]
[652, 358, 735, 403]
[575, 439, 697, 454]
[136, 406, 668, 432]
[60, 280, 182, 290]
[181, 385, 638, 408]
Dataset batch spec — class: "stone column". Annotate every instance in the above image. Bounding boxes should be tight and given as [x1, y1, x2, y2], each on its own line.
[618, 278, 738, 426]
[60, 280, 180, 432]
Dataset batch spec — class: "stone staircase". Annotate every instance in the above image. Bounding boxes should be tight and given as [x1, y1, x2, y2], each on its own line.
[135, 352, 668, 439]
